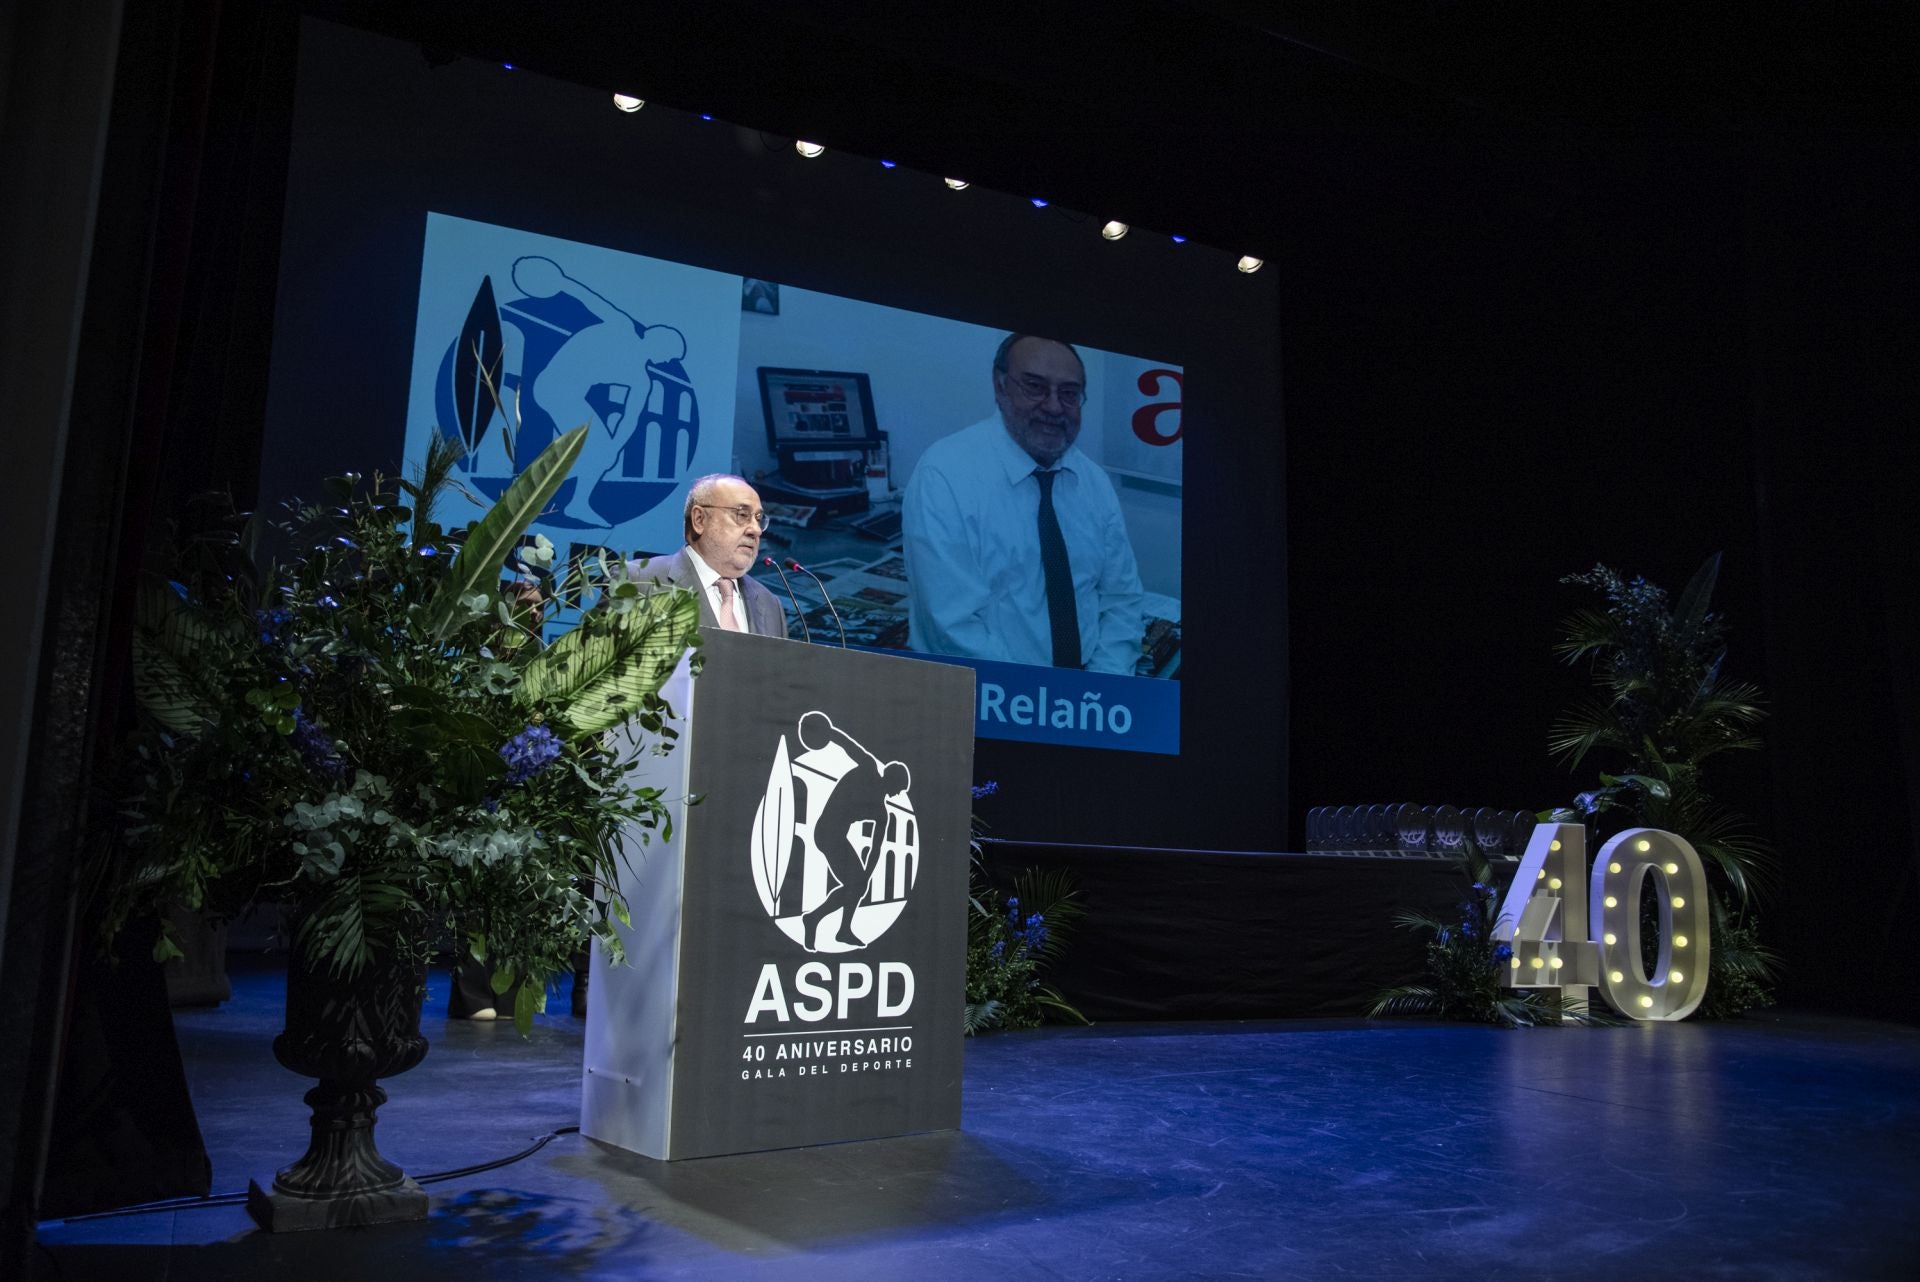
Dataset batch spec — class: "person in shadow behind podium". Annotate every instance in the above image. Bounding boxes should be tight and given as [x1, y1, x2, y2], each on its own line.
[451, 476, 793, 1021]
[902, 334, 1145, 675]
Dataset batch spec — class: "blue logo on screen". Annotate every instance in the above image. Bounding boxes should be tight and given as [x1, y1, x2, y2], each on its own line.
[433, 255, 699, 529]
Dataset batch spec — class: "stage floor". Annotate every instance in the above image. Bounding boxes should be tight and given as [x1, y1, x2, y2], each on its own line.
[36, 959, 1920, 1280]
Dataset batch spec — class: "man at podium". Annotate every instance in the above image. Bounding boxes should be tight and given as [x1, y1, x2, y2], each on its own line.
[623, 474, 789, 637]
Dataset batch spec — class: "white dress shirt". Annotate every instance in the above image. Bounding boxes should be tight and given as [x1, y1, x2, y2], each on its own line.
[903, 414, 1145, 674]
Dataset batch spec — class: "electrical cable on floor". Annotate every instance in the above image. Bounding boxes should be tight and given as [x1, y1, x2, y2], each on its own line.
[41, 1125, 581, 1225]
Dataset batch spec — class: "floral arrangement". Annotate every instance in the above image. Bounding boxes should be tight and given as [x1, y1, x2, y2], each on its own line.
[1369, 852, 1602, 1027]
[106, 428, 699, 1030]
[964, 781, 1087, 1033]
[1548, 554, 1777, 1016]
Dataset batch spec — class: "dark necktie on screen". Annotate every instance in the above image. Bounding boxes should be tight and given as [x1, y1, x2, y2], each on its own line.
[715, 577, 742, 631]
[1033, 468, 1082, 669]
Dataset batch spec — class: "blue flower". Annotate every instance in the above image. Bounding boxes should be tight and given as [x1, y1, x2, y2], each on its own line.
[500, 724, 563, 785]
[254, 607, 292, 645]
[1574, 790, 1600, 815]
[290, 709, 348, 780]
[1494, 944, 1514, 963]
[990, 939, 1005, 960]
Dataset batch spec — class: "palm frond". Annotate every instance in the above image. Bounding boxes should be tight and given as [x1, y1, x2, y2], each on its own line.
[1552, 607, 1623, 664]
[402, 431, 465, 534]
[1390, 908, 1449, 935]
[1034, 984, 1090, 1026]
[1367, 985, 1441, 1017]
[1548, 697, 1628, 766]
[963, 999, 1003, 1035]
[1009, 866, 1085, 960]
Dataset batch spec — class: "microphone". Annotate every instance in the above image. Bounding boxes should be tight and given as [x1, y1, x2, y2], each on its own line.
[789, 560, 846, 648]
[763, 555, 811, 643]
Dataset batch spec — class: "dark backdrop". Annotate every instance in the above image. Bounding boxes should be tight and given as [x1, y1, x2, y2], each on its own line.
[141, 4, 1920, 1015]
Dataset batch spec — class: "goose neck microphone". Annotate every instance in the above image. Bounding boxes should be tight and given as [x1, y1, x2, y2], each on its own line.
[789, 560, 846, 648]
[762, 556, 810, 643]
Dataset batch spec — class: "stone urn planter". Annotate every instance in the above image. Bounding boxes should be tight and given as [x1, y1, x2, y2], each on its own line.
[246, 947, 431, 1232]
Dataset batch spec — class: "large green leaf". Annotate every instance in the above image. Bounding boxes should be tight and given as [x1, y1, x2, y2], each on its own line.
[424, 425, 587, 637]
[518, 587, 700, 737]
[131, 579, 218, 734]
[387, 686, 508, 802]
[1670, 551, 1722, 645]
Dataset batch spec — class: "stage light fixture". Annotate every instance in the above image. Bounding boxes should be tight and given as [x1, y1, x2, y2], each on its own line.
[1671, 896, 1685, 909]
[795, 140, 825, 158]
[1638, 995, 1654, 1009]
[613, 93, 644, 112]
[1609, 861, 1621, 873]
[1550, 840, 1562, 851]
[1510, 957, 1521, 968]
[1669, 970, 1684, 983]
[1603, 932, 1617, 946]
[1604, 895, 1618, 908]
[1610, 971, 1626, 984]
[1529, 957, 1544, 970]
[944, 178, 969, 190]
[1236, 255, 1264, 274]
[1548, 877, 1562, 890]
[1101, 221, 1129, 240]
[1549, 957, 1564, 970]
[1636, 838, 1651, 852]
[1663, 862, 1679, 875]
[1675, 935, 1689, 948]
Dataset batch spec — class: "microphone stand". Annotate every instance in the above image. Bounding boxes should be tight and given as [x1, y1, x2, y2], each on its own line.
[789, 560, 846, 648]
[762, 556, 811, 643]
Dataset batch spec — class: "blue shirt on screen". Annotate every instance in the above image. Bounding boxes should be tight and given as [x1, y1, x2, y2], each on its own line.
[903, 414, 1145, 674]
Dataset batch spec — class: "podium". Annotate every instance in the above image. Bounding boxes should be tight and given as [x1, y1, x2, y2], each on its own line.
[581, 629, 975, 1159]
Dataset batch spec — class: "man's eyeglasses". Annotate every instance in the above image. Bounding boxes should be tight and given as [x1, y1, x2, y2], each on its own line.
[696, 503, 771, 531]
[1002, 373, 1085, 409]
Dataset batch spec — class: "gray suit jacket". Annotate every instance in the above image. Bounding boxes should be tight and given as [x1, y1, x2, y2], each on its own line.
[622, 547, 789, 638]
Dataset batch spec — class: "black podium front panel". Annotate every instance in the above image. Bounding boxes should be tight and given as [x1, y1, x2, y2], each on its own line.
[662, 632, 972, 1157]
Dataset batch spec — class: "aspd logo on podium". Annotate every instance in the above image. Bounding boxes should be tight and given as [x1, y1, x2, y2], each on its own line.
[751, 711, 920, 956]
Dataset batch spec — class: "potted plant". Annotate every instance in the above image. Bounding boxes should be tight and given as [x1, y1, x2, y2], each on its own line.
[104, 425, 700, 1229]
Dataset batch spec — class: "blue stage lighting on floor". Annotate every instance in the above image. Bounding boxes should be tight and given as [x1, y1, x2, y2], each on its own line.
[880, 159, 898, 169]
[700, 113, 713, 121]
[1031, 198, 1049, 208]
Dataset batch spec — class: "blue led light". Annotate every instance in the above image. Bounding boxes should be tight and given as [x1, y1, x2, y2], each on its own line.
[1031, 198, 1049, 208]
[502, 63, 515, 71]
[700, 113, 713, 121]
[880, 159, 898, 169]
[1171, 234, 1188, 244]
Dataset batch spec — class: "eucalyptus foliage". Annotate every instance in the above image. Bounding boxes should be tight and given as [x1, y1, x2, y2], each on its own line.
[110, 428, 700, 1032]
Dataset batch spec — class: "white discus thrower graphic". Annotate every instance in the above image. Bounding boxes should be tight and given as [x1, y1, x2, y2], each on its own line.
[751, 712, 918, 954]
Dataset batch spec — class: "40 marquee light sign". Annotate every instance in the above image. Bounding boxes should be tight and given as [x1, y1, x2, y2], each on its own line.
[1496, 823, 1711, 1021]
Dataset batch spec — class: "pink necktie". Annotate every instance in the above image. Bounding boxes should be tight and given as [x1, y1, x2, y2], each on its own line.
[715, 577, 742, 631]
